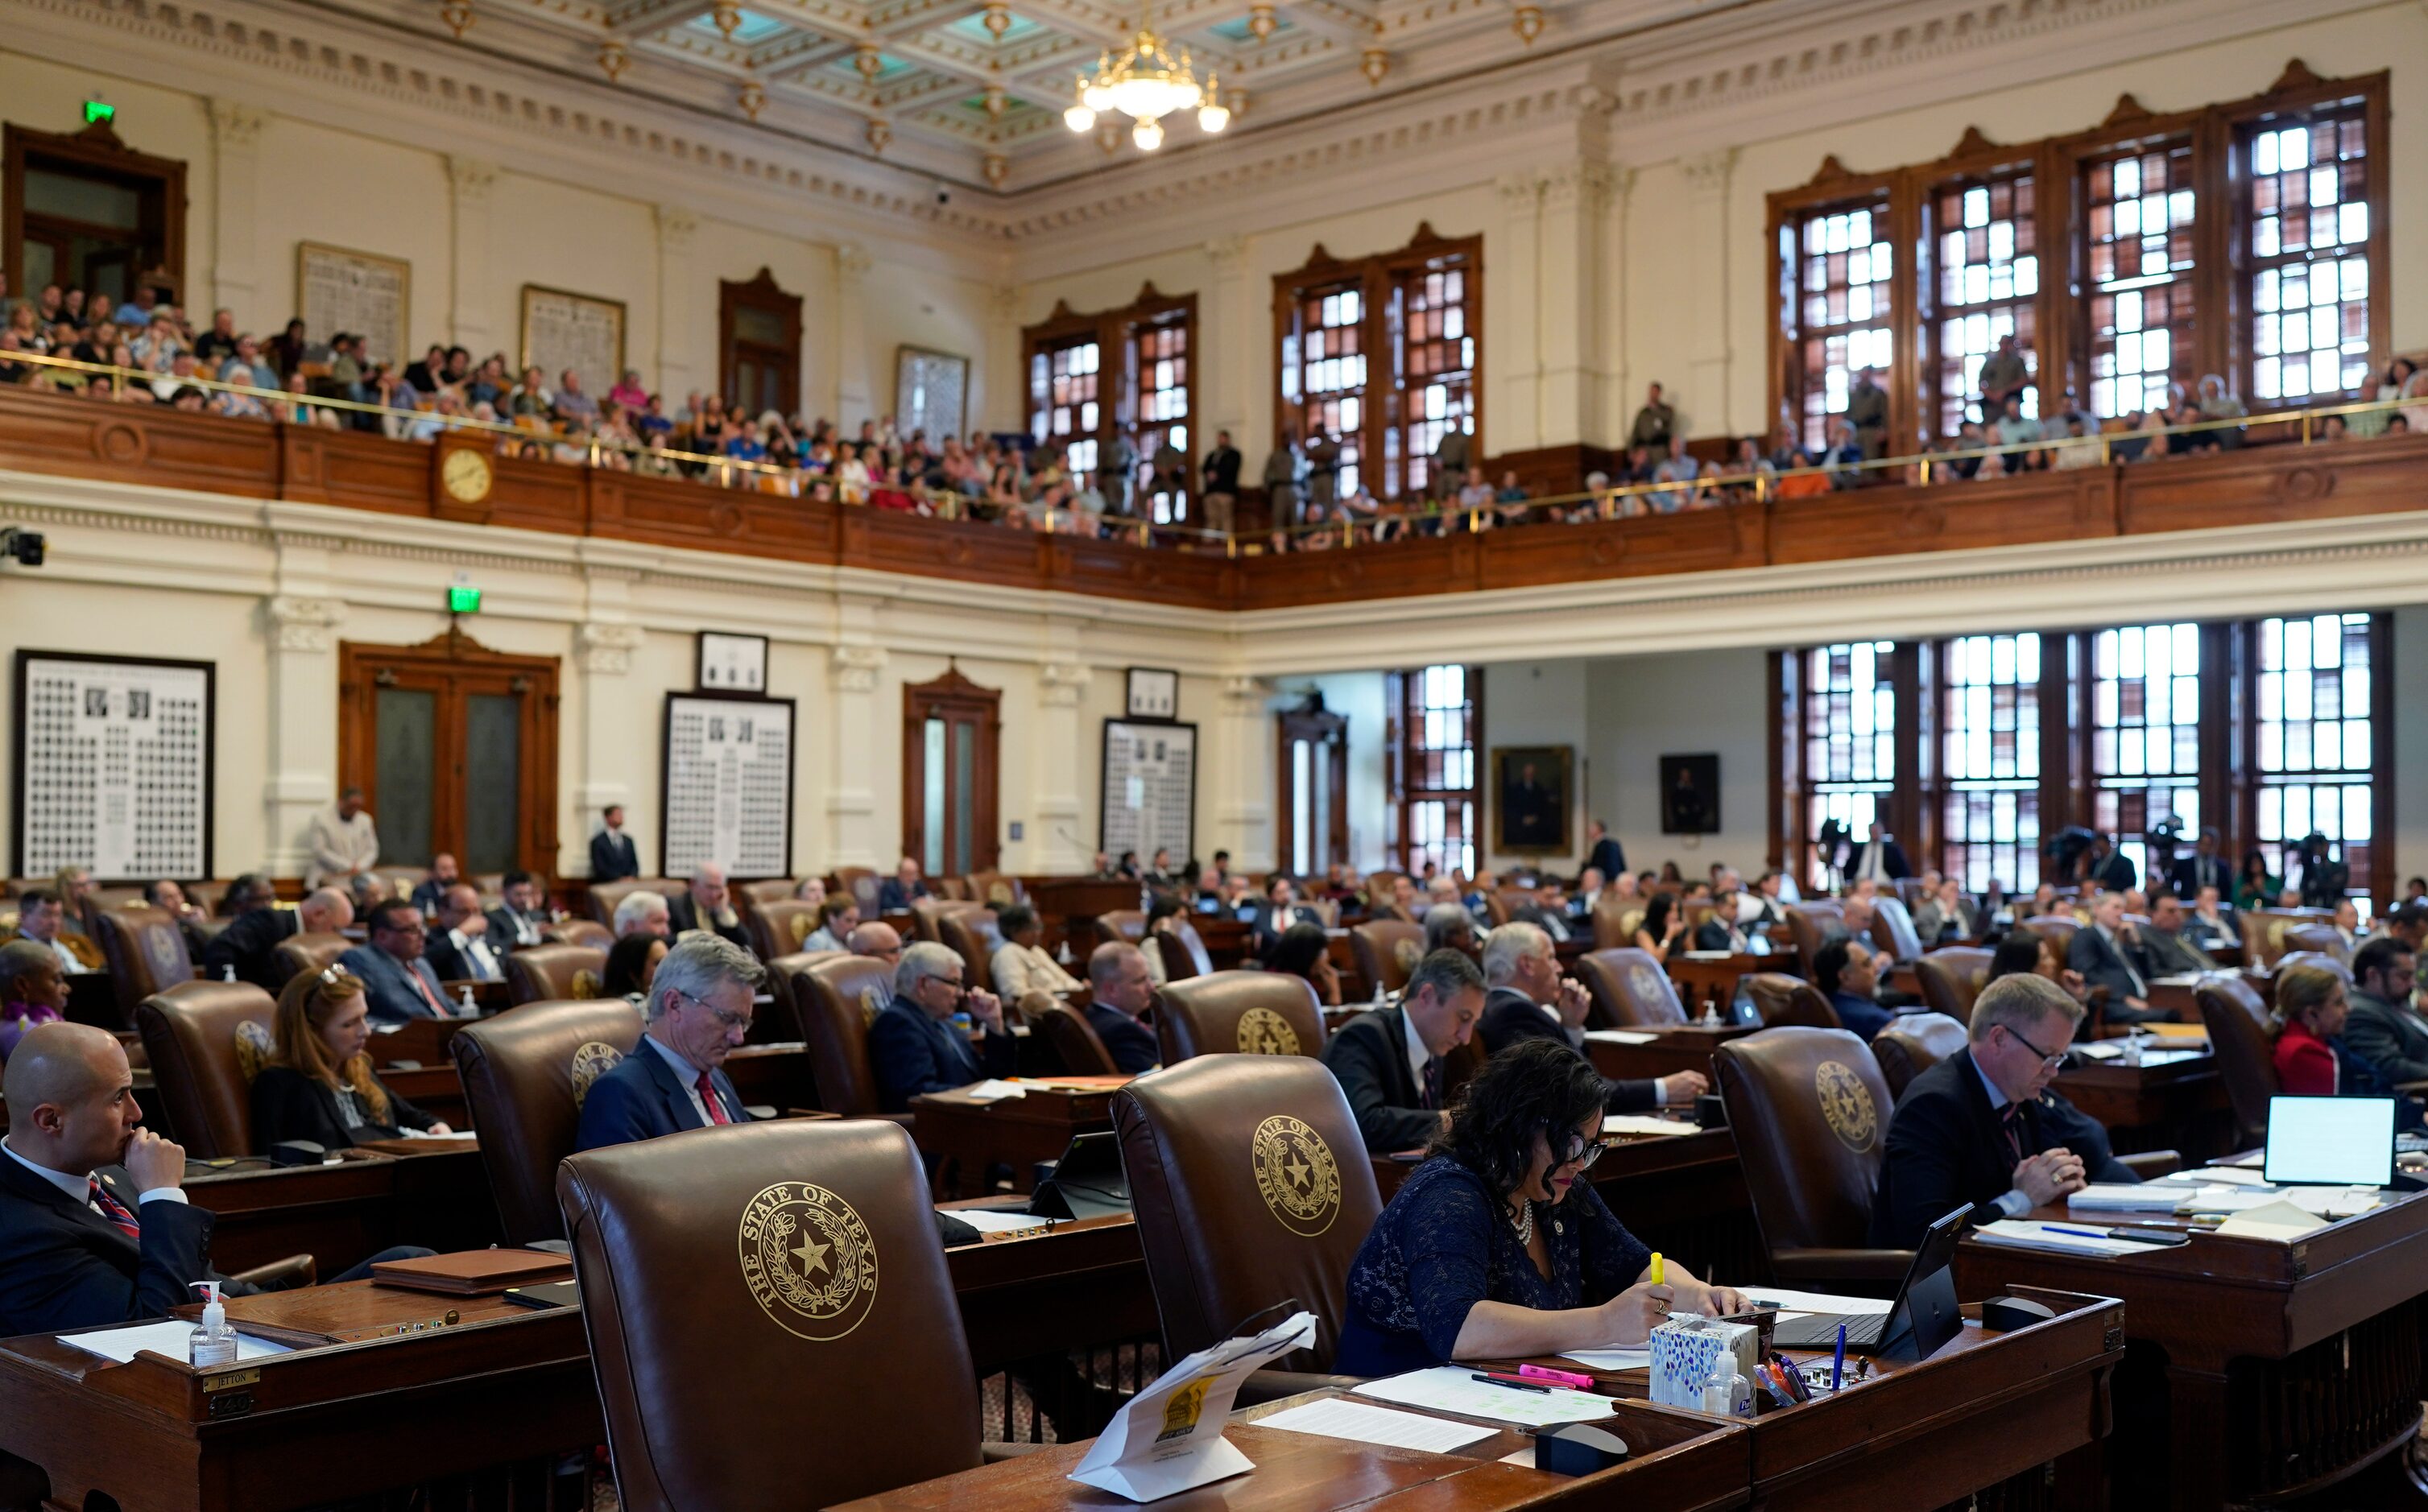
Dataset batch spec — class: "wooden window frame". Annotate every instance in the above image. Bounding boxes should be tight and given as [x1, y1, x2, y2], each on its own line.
[1022, 284, 1198, 501]
[2, 118, 188, 308]
[718, 266, 802, 419]
[902, 667, 1001, 878]
[1276, 702, 1350, 880]
[1385, 664, 1483, 878]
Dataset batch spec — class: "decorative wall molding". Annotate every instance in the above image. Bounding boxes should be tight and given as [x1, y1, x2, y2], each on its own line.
[263, 594, 345, 651]
[1039, 661, 1094, 707]
[575, 620, 647, 675]
[830, 642, 889, 692]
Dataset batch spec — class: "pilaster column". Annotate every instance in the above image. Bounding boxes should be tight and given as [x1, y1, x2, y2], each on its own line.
[1206, 236, 1252, 444]
[205, 100, 268, 324]
[984, 284, 1021, 433]
[1678, 148, 1737, 434]
[262, 585, 345, 879]
[1034, 657, 1093, 874]
[1603, 163, 1637, 445]
[1488, 171, 1544, 452]
[834, 243, 875, 427]
[572, 620, 646, 874]
[655, 206, 701, 401]
[1211, 673, 1273, 874]
[445, 157, 499, 350]
[827, 642, 888, 867]
[1537, 162, 1611, 450]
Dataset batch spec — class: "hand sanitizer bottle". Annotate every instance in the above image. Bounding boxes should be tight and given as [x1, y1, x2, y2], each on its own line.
[457, 984, 477, 1017]
[188, 1282, 235, 1368]
[1700, 1351, 1752, 1418]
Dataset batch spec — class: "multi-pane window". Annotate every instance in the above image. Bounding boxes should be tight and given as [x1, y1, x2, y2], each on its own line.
[1938, 634, 2041, 892]
[2083, 141, 2197, 418]
[1801, 642, 1896, 890]
[1391, 260, 1474, 499]
[1281, 280, 1369, 501]
[1928, 169, 2037, 434]
[2248, 105, 2373, 403]
[1127, 314, 1189, 524]
[2254, 613, 2376, 912]
[1028, 337, 1099, 477]
[1783, 196, 1896, 452]
[2089, 623, 2202, 886]
[1387, 665, 1477, 878]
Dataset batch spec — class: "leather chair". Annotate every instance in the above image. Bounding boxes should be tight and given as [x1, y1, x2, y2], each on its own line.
[452, 998, 644, 1246]
[1114, 1054, 1379, 1385]
[1347, 921, 1425, 997]
[505, 944, 606, 1005]
[933, 909, 999, 994]
[1714, 1027, 1909, 1285]
[1573, 948, 1688, 1029]
[2280, 924, 2351, 969]
[1028, 992, 1117, 1075]
[1871, 1012, 1970, 1100]
[2275, 948, 2353, 989]
[2024, 915, 2080, 958]
[835, 867, 879, 912]
[745, 899, 825, 964]
[2196, 972, 2278, 1150]
[751, 950, 833, 1048]
[1785, 903, 1843, 978]
[1304, 898, 1340, 928]
[1892, 878, 1930, 910]
[2240, 908, 2328, 971]
[934, 876, 972, 901]
[966, 870, 1024, 907]
[1153, 921, 1213, 982]
[366, 866, 428, 903]
[908, 896, 991, 948]
[1097, 910, 1148, 944]
[545, 919, 614, 950]
[735, 879, 797, 914]
[270, 932, 351, 990]
[1743, 973, 1843, 1030]
[1871, 897, 1925, 964]
[185, 879, 234, 917]
[1913, 947, 1994, 1023]
[783, 954, 905, 1120]
[1484, 890, 1525, 927]
[94, 904, 196, 1027]
[134, 980, 279, 1158]
[1590, 900, 1648, 952]
[556, 1119, 988, 1509]
[1153, 971, 1326, 1064]
[587, 877, 680, 927]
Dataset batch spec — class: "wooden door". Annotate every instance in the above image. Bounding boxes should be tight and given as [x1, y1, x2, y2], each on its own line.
[1276, 705, 1350, 878]
[719, 268, 801, 419]
[903, 667, 999, 878]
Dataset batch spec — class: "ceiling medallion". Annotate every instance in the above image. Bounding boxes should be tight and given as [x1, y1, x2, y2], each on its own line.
[1247, 3, 1275, 40]
[738, 80, 766, 119]
[866, 116, 893, 154]
[712, 2, 742, 39]
[855, 43, 884, 81]
[982, 151, 1010, 187]
[1360, 46, 1388, 86]
[1512, 5, 1544, 45]
[598, 38, 629, 81]
[982, 2, 1012, 37]
[1063, 2, 1227, 152]
[984, 83, 1008, 118]
[439, 0, 474, 39]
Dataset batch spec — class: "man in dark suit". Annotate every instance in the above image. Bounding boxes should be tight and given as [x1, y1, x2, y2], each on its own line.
[338, 900, 461, 1022]
[2169, 826, 2232, 900]
[575, 936, 766, 1151]
[1319, 949, 1487, 1153]
[1200, 430, 1243, 533]
[2136, 892, 2219, 977]
[875, 857, 930, 914]
[2065, 890, 2174, 1028]
[1249, 875, 1322, 960]
[2342, 938, 2426, 1088]
[200, 882, 350, 990]
[1693, 890, 1751, 953]
[589, 806, 639, 882]
[1082, 942, 1160, 1076]
[2082, 833, 2136, 893]
[1585, 820, 1626, 886]
[1813, 938, 1893, 1042]
[407, 853, 461, 916]
[1871, 973, 2136, 1248]
[423, 884, 506, 985]
[1509, 880, 1574, 944]
[1845, 821, 1912, 884]
[486, 870, 554, 952]
[867, 941, 1017, 1113]
[1475, 923, 1702, 1113]
[666, 862, 754, 952]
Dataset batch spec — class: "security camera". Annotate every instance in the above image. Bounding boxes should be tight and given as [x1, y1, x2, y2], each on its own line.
[0, 527, 43, 568]
[936, 188, 952, 204]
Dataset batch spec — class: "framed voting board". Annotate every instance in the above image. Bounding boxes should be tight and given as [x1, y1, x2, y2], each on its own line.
[1100, 720, 1196, 865]
[660, 692, 793, 880]
[13, 651, 215, 881]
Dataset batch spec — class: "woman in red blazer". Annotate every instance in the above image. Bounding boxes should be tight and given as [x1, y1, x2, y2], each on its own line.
[2270, 963, 2349, 1096]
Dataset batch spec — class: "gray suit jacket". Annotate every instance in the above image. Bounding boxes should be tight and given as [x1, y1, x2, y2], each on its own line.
[2343, 990, 2428, 1087]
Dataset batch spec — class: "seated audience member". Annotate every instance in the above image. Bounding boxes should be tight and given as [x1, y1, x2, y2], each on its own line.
[1475, 923, 1702, 1112]
[1630, 893, 1688, 963]
[792, 876, 828, 908]
[1693, 891, 1751, 953]
[666, 862, 751, 952]
[991, 903, 1079, 1000]
[143, 880, 212, 956]
[2366, 902, 2426, 954]
[1334, 1038, 1748, 1376]
[613, 889, 672, 940]
[1871, 973, 2137, 1249]
[1511, 879, 1574, 943]
[875, 857, 930, 912]
[2135, 891, 2218, 977]
[1569, 868, 1607, 917]
[407, 853, 462, 915]
[2269, 961, 2420, 1126]
[203, 883, 350, 990]
[602, 932, 669, 1000]
[803, 895, 859, 952]
[1986, 925, 2096, 1014]
[1266, 923, 1343, 1007]
[589, 805, 640, 882]
[1912, 876, 1978, 945]
[423, 884, 505, 984]
[338, 901, 461, 1023]
[2065, 890, 2174, 1028]
[1813, 938, 1893, 1043]
[2343, 938, 2426, 1086]
[486, 870, 555, 951]
[1320, 949, 1487, 1154]
[347, 871, 389, 923]
[0, 941, 68, 1062]
[1376, 874, 1423, 923]
[1422, 903, 1480, 957]
[4, 890, 102, 973]
[1082, 942, 1160, 1076]
[867, 941, 1016, 1113]
[2185, 886, 2239, 953]
[1140, 890, 1189, 985]
[1740, 870, 1791, 929]
[251, 968, 452, 1152]
[846, 923, 903, 963]
[1251, 875, 1324, 959]
[574, 936, 766, 1151]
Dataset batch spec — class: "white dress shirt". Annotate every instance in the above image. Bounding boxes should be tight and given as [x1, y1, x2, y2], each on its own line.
[1400, 1007, 1432, 1094]
[3, 1136, 186, 1210]
[449, 927, 504, 982]
[991, 943, 1081, 1000]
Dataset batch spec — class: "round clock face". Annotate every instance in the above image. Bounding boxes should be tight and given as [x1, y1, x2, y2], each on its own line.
[443, 448, 494, 503]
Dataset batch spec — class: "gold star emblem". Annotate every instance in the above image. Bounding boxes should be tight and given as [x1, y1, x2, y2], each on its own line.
[1284, 1155, 1311, 1188]
[792, 1233, 831, 1275]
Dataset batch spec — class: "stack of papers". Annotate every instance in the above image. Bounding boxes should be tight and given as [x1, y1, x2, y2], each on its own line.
[2215, 1200, 2328, 1241]
[962, 1080, 1026, 1102]
[944, 1209, 1055, 1236]
[1602, 1114, 1697, 1138]
[63, 1322, 293, 1365]
[1256, 1399, 1495, 1452]
[1970, 1220, 2143, 1258]
[2153, 1163, 2274, 1185]
[1742, 1287, 1895, 1320]
[1582, 1030, 1657, 1046]
[1355, 1366, 1615, 1427]
[2066, 1184, 2186, 1212]
[1562, 1347, 1652, 1371]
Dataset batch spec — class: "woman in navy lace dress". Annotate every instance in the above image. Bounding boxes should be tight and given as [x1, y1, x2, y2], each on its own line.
[1336, 1038, 1748, 1375]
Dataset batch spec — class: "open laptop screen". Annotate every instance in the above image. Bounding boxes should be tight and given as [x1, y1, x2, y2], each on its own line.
[2264, 1096, 2396, 1188]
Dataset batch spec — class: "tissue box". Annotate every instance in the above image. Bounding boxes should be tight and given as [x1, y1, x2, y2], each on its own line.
[1648, 1316, 1761, 1409]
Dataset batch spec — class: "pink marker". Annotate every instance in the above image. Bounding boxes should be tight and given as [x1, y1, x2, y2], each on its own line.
[1517, 1363, 1595, 1390]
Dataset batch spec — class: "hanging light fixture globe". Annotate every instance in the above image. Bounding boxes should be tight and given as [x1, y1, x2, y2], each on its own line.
[1065, 4, 1224, 151]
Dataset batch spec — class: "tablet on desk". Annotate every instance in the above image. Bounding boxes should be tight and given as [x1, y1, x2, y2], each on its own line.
[2264, 1096, 2396, 1188]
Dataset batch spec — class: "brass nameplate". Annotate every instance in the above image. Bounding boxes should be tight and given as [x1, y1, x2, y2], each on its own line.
[201, 1368, 260, 1392]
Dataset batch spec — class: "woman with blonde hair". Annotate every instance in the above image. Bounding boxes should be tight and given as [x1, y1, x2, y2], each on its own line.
[250, 966, 451, 1153]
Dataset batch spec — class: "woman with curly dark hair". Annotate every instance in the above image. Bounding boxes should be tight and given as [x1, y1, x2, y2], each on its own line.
[1334, 1038, 1748, 1374]
[1265, 921, 1342, 1006]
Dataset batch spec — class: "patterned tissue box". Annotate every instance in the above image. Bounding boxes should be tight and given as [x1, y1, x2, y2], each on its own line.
[1648, 1316, 1761, 1409]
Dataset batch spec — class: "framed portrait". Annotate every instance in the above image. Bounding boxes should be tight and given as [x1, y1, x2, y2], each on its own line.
[1491, 745, 1572, 855]
[296, 242, 410, 370]
[896, 345, 969, 440]
[519, 284, 627, 403]
[1660, 754, 1721, 835]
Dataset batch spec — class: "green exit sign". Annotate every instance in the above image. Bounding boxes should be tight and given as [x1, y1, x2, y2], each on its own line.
[448, 585, 482, 613]
[82, 100, 114, 126]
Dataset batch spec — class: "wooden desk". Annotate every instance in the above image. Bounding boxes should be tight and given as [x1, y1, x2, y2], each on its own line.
[184, 1146, 501, 1274]
[912, 1080, 1126, 1196]
[945, 1213, 1158, 1375]
[1584, 1024, 1757, 1084]
[1951, 1189, 2428, 1510]
[0, 1282, 599, 1512]
[2050, 1047, 2232, 1159]
[1668, 952, 1771, 1015]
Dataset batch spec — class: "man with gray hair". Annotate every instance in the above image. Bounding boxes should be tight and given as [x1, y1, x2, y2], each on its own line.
[668, 861, 752, 952]
[1475, 922, 1704, 1113]
[867, 940, 1015, 1113]
[1870, 972, 2137, 1247]
[613, 889, 672, 940]
[1422, 903, 1479, 956]
[574, 934, 767, 1151]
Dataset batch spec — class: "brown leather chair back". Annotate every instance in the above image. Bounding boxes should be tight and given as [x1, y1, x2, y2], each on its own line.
[2280, 925, 2350, 969]
[545, 919, 615, 949]
[1304, 898, 1340, 928]
[1028, 993, 1117, 1075]
[1154, 971, 1326, 1064]
[1573, 948, 1687, 1028]
[2240, 907, 2328, 970]
[1097, 910, 1148, 943]
[452, 998, 644, 1245]
[1871, 897, 1925, 964]
[1154, 921, 1213, 981]
[1348, 921, 1425, 997]
[270, 931, 351, 990]
[2275, 949, 2353, 989]
[96, 905, 195, 1024]
[586, 877, 680, 927]
[1714, 1027, 1892, 1258]
[505, 944, 607, 1005]
[185, 879, 233, 917]
[933, 909, 999, 992]
[1743, 973, 1843, 1030]
[736, 879, 797, 913]
[1590, 899, 1648, 952]
[134, 980, 278, 1157]
[745, 899, 825, 965]
[1892, 878, 1930, 910]
[2195, 971, 2278, 1149]
[966, 870, 1024, 907]
[836, 866, 880, 911]
[935, 875, 973, 901]
[1485, 890, 1525, 927]
[1114, 1054, 1383, 1369]
[1913, 947, 1994, 1024]
[557, 1120, 980, 1510]
[1871, 1012, 1970, 1100]
[784, 954, 900, 1117]
[1785, 903, 1843, 977]
[367, 866, 428, 902]
[2025, 915, 2080, 958]
[750, 951, 833, 1047]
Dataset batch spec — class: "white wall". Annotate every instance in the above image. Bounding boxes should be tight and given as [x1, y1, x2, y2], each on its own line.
[1583, 651, 1773, 886]
[1479, 661, 1588, 872]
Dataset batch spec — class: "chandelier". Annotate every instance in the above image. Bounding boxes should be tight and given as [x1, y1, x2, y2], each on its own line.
[1063, 7, 1227, 151]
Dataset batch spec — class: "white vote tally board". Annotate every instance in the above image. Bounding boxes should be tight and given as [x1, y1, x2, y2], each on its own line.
[661, 694, 792, 879]
[15, 654, 212, 879]
[1101, 719, 1196, 864]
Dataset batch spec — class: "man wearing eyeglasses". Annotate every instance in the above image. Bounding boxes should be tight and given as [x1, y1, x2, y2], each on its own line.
[338, 900, 462, 1023]
[575, 934, 767, 1151]
[1870, 973, 2136, 1248]
[867, 941, 1016, 1113]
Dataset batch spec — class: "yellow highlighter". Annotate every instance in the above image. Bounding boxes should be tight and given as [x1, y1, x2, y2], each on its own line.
[1649, 1252, 1665, 1286]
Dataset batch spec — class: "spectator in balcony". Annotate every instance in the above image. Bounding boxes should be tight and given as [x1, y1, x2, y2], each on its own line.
[507, 366, 551, 422]
[1201, 428, 1242, 534]
[833, 440, 872, 502]
[2398, 369, 2428, 434]
[1726, 437, 1777, 499]
[1304, 425, 1340, 522]
[1263, 435, 1304, 524]
[1629, 382, 1675, 451]
[2050, 411, 2103, 469]
[1821, 419, 1865, 488]
[2318, 414, 2350, 442]
[1493, 470, 1530, 525]
[1976, 333, 2029, 421]
[147, 351, 200, 404]
[2347, 357, 2410, 439]
[1454, 465, 1494, 519]
[607, 368, 650, 412]
[552, 368, 599, 428]
[1649, 436, 1702, 512]
[1845, 368, 1888, 460]
[1992, 394, 2042, 473]
[213, 364, 271, 420]
[190, 308, 238, 366]
[2194, 374, 2246, 449]
[401, 343, 446, 393]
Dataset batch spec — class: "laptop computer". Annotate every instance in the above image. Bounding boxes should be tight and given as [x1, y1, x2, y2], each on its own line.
[1766, 1204, 1967, 1361]
[1029, 1130, 1131, 1221]
[2264, 1096, 2396, 1188]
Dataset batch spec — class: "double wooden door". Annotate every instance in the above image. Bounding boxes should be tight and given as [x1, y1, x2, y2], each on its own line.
[337, 631, 560, 874]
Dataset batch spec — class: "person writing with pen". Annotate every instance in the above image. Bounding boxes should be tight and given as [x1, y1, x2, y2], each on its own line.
[1333, 1038, 1748, 1375]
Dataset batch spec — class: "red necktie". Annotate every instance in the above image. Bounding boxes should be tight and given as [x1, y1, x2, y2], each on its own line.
[696, 1072, 730, 1126]
[89, 1179, 140, 1238]
[407, 965, 449, 1018]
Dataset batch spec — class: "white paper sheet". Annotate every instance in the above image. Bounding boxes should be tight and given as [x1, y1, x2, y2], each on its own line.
[1069, 1310, 1315, 1502]
[1969, 1220, 2141, 1258]
[1255, 1399, 1495, 1452]
[945, 1208, 1056, 1235]
[1602, 1114, 1696, 1138]
[2066, 1184, 2188, 1212]
[962, 1079, 1026, 1102]
[1561, 1348, 1652, 1372]
[1355, 1367, 1616, 1427]
[2153, 1164, 2275, 1187]
[1582, 1030, 1657, 1046]
[2215, 1199, 2329, 1241]
[1741, 1287, 1894, 1317]
[62, 1321, 294, 1365]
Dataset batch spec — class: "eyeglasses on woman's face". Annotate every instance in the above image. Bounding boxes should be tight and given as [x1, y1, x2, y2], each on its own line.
[1545, 1126, 1607, 1173]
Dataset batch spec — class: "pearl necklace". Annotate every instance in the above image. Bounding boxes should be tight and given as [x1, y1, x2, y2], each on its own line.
[1509, 1200, 1535, 1245]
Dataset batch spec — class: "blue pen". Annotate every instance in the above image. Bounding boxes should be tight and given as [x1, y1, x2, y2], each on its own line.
[2045, 1225, 2115, 1240]
[1831, 1324, 1845, 1390]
